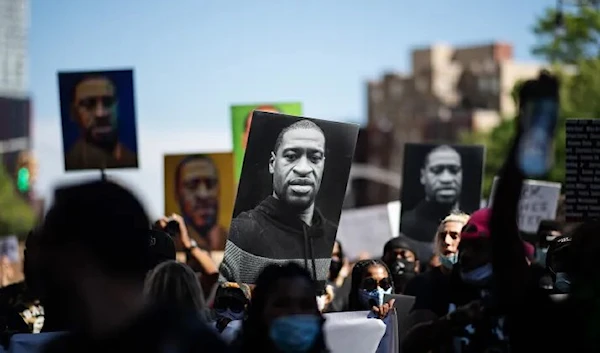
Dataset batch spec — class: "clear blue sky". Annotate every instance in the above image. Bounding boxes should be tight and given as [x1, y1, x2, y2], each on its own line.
[29, 0, 556, 216]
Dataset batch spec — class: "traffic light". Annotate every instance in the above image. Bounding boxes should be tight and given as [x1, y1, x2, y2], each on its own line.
[16, 166, 30, 192]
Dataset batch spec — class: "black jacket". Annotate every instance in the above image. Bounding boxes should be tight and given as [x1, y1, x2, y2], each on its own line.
[220, 196, 338, 292]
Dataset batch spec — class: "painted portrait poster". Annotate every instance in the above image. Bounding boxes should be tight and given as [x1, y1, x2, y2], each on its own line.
[164, 153, 235, 251]
[399, 143, 485, 261]
[220, 111, 359, 292]
[58, 69, 138, 171]
[231, 102, 302, 182]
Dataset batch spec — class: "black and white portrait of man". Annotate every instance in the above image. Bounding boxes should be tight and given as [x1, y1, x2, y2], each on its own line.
[400, 143, 484, 260]
[220, 111, 359, 292]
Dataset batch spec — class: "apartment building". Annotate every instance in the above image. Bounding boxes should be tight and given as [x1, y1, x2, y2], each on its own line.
[0, 0, 28, 96]
[365, 42, 545, 204]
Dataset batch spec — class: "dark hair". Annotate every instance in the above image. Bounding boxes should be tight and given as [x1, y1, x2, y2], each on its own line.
[423, 145, 460, 168]
[174, 154, 218, 191]
[348, 259, 393, 311]
[41, 180, 150, 280]
[240, 263, 328, 353]
[272, 119, 326, 155]
[70, 75, 117, 104]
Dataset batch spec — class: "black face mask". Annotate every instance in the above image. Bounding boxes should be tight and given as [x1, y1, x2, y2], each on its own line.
[389, 259, 417, 293]
[329, 259, 343, 281]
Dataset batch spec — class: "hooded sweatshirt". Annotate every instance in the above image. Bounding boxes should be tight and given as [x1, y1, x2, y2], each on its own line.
[219, 196, 338, 292]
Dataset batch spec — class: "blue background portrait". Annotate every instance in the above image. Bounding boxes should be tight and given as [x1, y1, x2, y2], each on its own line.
[57, 69, 139, 161]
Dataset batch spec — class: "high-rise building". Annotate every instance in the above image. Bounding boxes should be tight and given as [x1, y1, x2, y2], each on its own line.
[0, 0, 28, 96]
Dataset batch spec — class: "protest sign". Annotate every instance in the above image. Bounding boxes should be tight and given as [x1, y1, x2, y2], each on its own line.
[58, 69, 138, 171]
[489, 177, 561, 233]
[220, 111, 359, 292]
[337, 204, 394, 260]
[230, 102, 302, 182]
[164, 153, 235, 251]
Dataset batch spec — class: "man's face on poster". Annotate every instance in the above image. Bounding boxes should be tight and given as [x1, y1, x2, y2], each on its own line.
[420, 147, 462, 205]
[73, 77, 118, 148]
[177, 158, 219, 233]
[270, 127, 326, 210]
[243, 106, 280, 150]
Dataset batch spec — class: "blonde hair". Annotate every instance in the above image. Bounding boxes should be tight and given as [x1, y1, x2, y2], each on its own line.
[434, 211, 471, 254]
[144, 260, 206, 313]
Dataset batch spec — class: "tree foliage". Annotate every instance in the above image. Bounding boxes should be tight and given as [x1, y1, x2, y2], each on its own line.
[462, 4, 600, 198]
[0, 164, 35, 238]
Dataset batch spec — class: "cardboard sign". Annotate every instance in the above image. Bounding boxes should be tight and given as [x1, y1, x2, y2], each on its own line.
[230, 103, 302, 182]
[58, 69, 138, 171]
[163, 153, 235, 251]
[336, 204, 394, 260]
[220, 111, 359, 291]
[489, 177, 561, 233]
[323, 311, 391, 353]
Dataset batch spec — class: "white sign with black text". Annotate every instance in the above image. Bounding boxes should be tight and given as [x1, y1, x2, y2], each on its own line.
[489, 177, 561, 233]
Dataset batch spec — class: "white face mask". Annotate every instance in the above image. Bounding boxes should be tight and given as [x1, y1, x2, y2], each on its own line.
[215, 308, 244, 321]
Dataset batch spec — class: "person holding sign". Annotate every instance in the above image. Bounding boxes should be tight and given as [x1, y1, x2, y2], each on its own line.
[220, 113, 359, 293]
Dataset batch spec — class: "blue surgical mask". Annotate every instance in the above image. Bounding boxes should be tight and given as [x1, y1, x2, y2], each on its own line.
[440, 253, 458, 269]
[554, 272, 571, 293]
[460, 263, 493, 285]
[359, 287, 392, 308]
[215, 308, 244, 321]
[269, 314, 321, 353]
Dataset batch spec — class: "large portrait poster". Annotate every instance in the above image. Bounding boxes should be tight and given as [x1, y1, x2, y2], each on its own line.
[220, 111, 359, 291]
[399, 143, 484, 261]
[231, 103, 302, 182]
[58, 69, 138, 171]
[164, 153, 235, 251]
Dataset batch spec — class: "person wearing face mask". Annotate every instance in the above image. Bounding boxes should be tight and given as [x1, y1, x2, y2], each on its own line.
[403, 208, 534, 353]
[234, 263, 329, 353]
[403, 212, 469, 300]
[321, 240, 351, 313]
[347, 260, 396, 317]
[381, 238, 420, 294]
[212, 283, 251, 343]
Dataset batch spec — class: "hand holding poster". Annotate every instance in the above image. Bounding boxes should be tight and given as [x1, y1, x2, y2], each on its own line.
[220, 111, 359, 292]
[164, 153, 235, 251]
[230, 103, 303, 182]
[489, 177, 561, 233]
[58, 69, 138, 171]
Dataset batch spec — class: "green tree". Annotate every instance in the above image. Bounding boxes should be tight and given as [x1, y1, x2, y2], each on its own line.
[0, 163, 35, 238]
[461, 3, 600, 198]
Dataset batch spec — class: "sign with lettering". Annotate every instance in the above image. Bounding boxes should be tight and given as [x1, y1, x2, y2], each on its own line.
[489, 177, 561, 233]
[565, 119, 600, 222]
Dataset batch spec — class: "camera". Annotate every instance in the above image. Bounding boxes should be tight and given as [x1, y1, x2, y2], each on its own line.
[163, 219, 181, 238]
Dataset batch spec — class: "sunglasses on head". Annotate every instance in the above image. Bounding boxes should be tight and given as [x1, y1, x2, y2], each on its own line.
[361, 277, 392, 292]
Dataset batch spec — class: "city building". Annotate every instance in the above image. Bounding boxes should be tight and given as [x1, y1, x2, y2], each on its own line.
[0, 0, 28, 96]
[365, 42, 546, 205]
